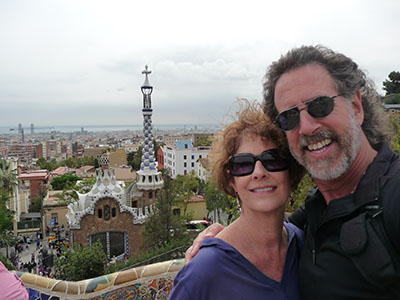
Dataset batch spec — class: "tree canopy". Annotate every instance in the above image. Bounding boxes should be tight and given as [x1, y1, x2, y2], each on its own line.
[194, 135, 212, 147]
[51, 174, 82, 190]
[383, 71, 400, 96]
[0, 160, 19, 193]
[141, 174, 189, 251]
[53, 241, 107, 281]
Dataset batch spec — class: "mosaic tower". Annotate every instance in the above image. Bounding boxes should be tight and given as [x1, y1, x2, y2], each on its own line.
[136, 66, 163, 190]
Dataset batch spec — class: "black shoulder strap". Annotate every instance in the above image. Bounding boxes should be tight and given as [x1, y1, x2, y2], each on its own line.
[341, 155, 400, 297]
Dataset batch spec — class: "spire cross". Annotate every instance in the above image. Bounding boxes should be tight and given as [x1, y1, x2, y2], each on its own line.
[142, 65, 151, 76]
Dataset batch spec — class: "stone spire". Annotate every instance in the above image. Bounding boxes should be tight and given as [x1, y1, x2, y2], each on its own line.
[136, 66, 163, 190]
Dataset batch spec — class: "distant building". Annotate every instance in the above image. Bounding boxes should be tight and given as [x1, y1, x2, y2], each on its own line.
[76, 165, 96, 178]
[109, 148, 127, 167]
[18, 170, 49, 206]
[42, 190, 69, 230]
[0, 146, 8, 158]
[83, 147, 108, 159]
[198, 158, 211, 182]
[157, 147, 164, 170]
[7, 143, 41, 164]
[384, 104, 400, 114]
[163, 140, 210, 178]
[172, 194, 207, 220]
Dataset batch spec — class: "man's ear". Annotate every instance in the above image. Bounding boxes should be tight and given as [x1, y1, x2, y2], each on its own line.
[351, 90, 364, 125]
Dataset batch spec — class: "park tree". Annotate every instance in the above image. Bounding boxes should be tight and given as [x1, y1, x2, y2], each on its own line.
[29, 194, 43, 212]
[53, 241, 107, 281]
[194, 135, 212, 147]
[51, 174, 82, 190]
[0, 160, 19, 193]
[203, 179, 237, 224]
[383, 71, 400, 96]
[127, 147, 142, 171]
[36, 157, 58, 171]
[0, 188, 17, 259]
[141, 174, 188, 251]
[172, 172, 201, 217]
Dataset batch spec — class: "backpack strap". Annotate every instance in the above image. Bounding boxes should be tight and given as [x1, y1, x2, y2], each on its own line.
[340, 156, 400, 297]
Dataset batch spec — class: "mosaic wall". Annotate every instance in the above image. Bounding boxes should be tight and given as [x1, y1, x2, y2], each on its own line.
[14, 258, 184, 300]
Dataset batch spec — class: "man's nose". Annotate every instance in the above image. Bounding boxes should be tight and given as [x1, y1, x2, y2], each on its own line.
[298, 109, 320, 136]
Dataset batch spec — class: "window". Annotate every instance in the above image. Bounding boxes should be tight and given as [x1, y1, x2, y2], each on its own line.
[132, 200, 138, 208]
[173, 208, 181, 216]
[184, 170, 187, 175]
[184, 162, 187, 167]
[184, 155, 187, 160]
[104, 205, 110, 220]
[185, 144, 188, 149]
[109, 232, 125, 258]
[112, 207, 116, 217]
[199, 155, 202, 158]
[51, 213, 58, 225]
[192, 155, 195, 159]
[98, 209, 102, 218]
[191, 162, 194, 167]
[149, 191, 153, 199]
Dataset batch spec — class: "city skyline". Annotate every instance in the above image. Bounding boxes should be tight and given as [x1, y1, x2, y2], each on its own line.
[1, 0, 399, 127]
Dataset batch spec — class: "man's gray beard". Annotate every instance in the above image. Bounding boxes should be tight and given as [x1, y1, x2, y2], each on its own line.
[290, 114, 362, 181]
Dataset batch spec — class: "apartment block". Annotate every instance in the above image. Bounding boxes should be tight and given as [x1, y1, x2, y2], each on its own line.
[163, 140, 210, 178]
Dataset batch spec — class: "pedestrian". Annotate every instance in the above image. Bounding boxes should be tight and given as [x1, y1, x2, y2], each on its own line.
[187, 45, 400, 299]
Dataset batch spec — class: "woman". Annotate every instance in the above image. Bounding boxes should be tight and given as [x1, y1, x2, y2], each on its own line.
[169, 100, 304, 299]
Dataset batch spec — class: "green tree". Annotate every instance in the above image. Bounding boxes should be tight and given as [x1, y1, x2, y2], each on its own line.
[203, 179, 237, 224]
[36, 157, 59, 171]
[51, 174, 82, 190]
[0, 160, 19, 193]
[286, 174, 315, 213]
[29, 194, 43, 212]
[142, 174, 188, 251]
[389, 114, 400, 155]
[383, 71, 400, 95]
[194, 135, 212, 147]
[0, 189, 17, 258]
[128, 147, 142, 171]
[383, 94, 400, 104]
[53, 241, 107, 281]
[172, 172, 201, 217]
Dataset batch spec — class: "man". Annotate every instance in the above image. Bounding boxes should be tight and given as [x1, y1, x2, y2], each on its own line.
[186, 45, 400, 299]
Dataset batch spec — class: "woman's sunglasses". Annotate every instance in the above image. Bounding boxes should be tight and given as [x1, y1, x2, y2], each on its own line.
[275, 95, 342, 131]
[228, 149, 289, 177]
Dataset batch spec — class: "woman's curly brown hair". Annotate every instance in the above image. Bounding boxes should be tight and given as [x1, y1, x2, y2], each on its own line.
[210, 99, 305, 197]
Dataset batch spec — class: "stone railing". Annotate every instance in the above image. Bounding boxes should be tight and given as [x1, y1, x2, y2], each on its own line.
[13, 258, 185, 300]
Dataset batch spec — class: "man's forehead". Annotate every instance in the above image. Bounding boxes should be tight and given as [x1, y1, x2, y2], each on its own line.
[274, 64, 336, 109]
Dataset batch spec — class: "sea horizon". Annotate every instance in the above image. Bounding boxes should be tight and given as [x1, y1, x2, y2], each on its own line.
[0, 123, 221, 134]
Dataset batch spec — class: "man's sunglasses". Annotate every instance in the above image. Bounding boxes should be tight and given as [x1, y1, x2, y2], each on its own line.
[228, 149, 289, 177]
[275, 95, 342, 131]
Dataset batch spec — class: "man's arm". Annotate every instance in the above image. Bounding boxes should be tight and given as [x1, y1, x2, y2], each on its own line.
[184, 223, 225, 263]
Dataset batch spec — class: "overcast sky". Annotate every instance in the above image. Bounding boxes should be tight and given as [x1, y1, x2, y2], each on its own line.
[1, 0, 399, 128]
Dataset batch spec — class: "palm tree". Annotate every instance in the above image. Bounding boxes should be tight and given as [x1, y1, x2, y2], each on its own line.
[0, 159, 19, 194]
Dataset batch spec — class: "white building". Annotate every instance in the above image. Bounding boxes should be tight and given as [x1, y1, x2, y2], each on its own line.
[163, 140, 210, 178]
